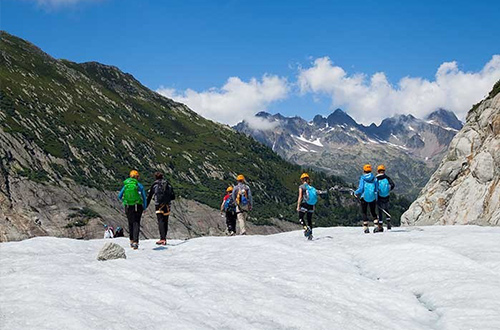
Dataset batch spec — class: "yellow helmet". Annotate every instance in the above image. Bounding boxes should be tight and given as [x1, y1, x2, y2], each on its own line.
[129, 170, 139, 178]
[377, 165, 386, 172]
[363, 164, 372, 172]
[300, 173, 310, 180]
[236, 174, 245, 181]
[226, 186, 233, 192]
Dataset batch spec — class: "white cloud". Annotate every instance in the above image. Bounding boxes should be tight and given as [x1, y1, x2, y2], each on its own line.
[157, 75, 289, 127]
[298, 56, 500, 125]
[244, 116, 280, 131]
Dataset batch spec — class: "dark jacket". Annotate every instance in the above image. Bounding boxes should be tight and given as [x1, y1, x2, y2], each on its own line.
[147, 179, 175, 207]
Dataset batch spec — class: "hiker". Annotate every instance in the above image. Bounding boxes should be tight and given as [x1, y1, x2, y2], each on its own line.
[118, 170, 147, 249]
[296, 173, 318, 240]
[354, 164, 379, 233]
[231, 174, 253, 235]
[103, 225, 114, 239]
[114, 226, 124, 237]
[147, 172, 175, 246]
[220, 186, 237, 236]
[376, 165, 395, 230]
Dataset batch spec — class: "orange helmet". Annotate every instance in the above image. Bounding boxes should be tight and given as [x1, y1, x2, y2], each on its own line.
[226, 186, 233, 192]
[300, 173, 310, 180]
[363, 164, 372, 172]
[377, 165, 386, 172]
[129, 170, 139, 178]
[236, 174, 245, 181]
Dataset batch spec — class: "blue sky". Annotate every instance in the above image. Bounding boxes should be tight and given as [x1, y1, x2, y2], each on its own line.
[2, 0, 500, 125]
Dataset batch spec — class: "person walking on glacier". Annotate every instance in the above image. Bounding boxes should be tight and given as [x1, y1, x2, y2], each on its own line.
[147, 172, 175, 246]
[376, 165, 395, 230]
[296, 173, 318, 240]
[118, 170, 147, 249]
[221, 186, 237, 236]
[354, 164, 379, 234]
[231, 174, 253, 235]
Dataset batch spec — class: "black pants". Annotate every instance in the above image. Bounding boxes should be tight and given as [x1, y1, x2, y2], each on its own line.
[377, 198, 390, 223]
[156, 204, 170, 240]
[299, 203, 314, 228]
[226, 211, 237, 232]
[126, 204, 143, 243]
[360, 199, 377, 222]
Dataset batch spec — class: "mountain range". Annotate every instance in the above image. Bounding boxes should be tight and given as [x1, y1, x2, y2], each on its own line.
[235, 108, 462, 198]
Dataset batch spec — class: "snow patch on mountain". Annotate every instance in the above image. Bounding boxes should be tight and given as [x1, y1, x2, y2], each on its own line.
[293, 134, 324, 147]
[1, 226, 499, 330]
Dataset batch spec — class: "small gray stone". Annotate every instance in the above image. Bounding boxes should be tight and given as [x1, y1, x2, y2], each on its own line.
[97, 242, 126, 261]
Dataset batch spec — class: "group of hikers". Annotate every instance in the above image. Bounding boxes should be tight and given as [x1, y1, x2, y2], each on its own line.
[113, 163, 394, 249]
[103, 225, 124, 239]
[353, 164, 395, 234]
[117, 171, 176, 249]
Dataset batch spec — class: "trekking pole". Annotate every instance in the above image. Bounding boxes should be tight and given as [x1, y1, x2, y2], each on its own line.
[378, 206, 391, 218]
[348, 188, 391, 218]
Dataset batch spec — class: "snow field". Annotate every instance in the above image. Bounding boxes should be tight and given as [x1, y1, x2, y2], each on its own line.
[1, 226, 500, 330]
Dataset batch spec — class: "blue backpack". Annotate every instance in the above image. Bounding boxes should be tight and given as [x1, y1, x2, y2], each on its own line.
[304, 184, 318, 205]
[378, 178, 391, 198]
[224, 196, 236, 212]
[363, 181, 377, 203]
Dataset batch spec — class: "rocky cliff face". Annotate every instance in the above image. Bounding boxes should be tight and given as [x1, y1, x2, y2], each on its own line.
[401, 82, 500, 226]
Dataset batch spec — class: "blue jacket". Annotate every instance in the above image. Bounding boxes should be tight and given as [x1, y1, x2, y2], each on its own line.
[355, 173, 378, 202]
[118, 181, 148, 208]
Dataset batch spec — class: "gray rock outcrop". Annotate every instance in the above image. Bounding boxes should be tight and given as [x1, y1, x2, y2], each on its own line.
[97, 242, 126, 261]
[401, 82, 500, 226]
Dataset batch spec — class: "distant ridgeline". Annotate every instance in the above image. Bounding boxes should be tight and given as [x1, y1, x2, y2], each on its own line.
[0, 31, 410, 228]
[235, 106, 463, 199]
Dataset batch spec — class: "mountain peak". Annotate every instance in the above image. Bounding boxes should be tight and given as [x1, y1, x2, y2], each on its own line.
[326, 109, 357, 127]
[255, 111, 273, 118]
[426, 109, 463, 130]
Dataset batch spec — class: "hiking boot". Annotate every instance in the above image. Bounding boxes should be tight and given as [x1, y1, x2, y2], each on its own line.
[156, 240, 166, 245]
[229, 231, 236, 236]
[303, 226, 312, 238]
[363, 222, 370, 234]
[387, 220, 392, 230]
[374, 225, 384, 233]
[131, 242, 139, 250]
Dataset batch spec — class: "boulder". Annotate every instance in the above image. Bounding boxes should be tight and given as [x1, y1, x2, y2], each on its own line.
[97, 242, 126, 261]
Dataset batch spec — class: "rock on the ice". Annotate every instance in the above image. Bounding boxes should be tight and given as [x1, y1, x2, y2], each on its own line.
[97, 242, 126, 261]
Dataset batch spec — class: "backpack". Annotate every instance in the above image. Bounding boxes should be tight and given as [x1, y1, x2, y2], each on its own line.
[224, 196, 236, 213]
[363, 180, 377, 203]
[155, 180, 175, 205]
[115, 227, 124, 237]
[123, 178, 142, 206]
[378, 178, 391, 198]
[304, 184, 318, 206]
[236, 187, 249, 207]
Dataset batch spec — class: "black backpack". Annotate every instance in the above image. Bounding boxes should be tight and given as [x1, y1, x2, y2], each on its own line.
[115, 227, 124, 237]
[155, 180, 175, 205]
